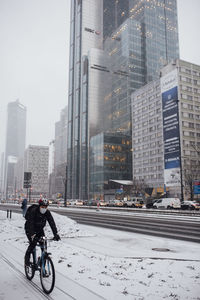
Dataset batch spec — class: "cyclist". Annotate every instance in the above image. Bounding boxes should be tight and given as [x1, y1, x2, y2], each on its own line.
[24, 198, 60, 266]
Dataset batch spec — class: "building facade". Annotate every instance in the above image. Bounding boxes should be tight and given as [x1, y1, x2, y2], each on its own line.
[0, 153, 4, 200]
[131, 79, 164, 189]
[90, 132, 132, 200]
[67, 0, 103, 200]
[67, 0, 179, 200]
[24, 145, 49, 200]
[51, 106, 68, 198]
[3, 100, 26, 200]
[131, 59, 200, 200]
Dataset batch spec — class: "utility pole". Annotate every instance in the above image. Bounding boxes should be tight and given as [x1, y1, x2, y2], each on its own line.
[64, 165, 67, 207]
[177, 99, 184, 202]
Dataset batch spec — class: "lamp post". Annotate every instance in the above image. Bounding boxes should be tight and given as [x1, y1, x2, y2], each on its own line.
[177, 99, 184, 202]
[64, 165, 67, 207]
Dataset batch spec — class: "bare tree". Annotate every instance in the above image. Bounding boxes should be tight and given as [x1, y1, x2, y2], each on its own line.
[131, 177, 150, 196]
[183, 156, 200, 200]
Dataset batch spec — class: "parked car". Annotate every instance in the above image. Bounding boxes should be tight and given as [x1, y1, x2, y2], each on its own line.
[113, 199, 124, 207]
[76, 200, 83, 206]
[87, 199, 98, 206]
[181, 201, 200, 210]
[82, 200, 89, 205]
[153, 198, 181, 209]
[68, 200, 77, 206]
[146, 199, 159, 209]
[124, 197, 144, 208]
[99, 201, 107, 207]
[107, 199, 116, 207]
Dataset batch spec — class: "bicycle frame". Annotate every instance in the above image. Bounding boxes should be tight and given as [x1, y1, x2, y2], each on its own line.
[32, 237, 50, 272]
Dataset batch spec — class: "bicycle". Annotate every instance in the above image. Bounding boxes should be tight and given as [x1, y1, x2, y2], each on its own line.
[24, 236, 55, 294]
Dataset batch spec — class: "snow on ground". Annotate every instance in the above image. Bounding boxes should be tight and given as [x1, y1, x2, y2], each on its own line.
[0, 209, 200, 300]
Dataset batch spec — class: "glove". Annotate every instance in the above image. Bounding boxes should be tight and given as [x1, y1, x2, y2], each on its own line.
[53, 233, 60, 241]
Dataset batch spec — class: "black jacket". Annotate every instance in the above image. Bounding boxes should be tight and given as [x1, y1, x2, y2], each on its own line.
[25, 204, 58, 236]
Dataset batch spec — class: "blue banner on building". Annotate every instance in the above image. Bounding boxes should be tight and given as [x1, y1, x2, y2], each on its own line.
[193, 180, 200, 194]
[161, 69, 181, 187]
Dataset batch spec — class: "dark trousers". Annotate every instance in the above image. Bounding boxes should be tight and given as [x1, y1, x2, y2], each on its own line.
[25, 230, 44, 264]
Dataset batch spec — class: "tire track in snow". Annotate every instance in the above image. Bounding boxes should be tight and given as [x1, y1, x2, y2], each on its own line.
[1, 241, 108, 300]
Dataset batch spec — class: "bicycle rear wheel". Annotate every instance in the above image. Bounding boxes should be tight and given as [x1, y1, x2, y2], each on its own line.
[40, 256, 55, 294]
[24, 252, 35, 280]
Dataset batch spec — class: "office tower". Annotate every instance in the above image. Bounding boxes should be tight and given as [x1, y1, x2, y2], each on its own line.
[104, 0, 179, 134]
[14, 156, 24, 199]
[103, 0, 130, 40]
[129, 0, 179, 83]
[52, 106, 68, 197]
[67, 0, 103, 200]
[4, 100, 26, 199]
[131, 59, 200, 200]
[24, 145, 49, 200]
[0, 153, 4, 200]
[67, 0, 179, 201]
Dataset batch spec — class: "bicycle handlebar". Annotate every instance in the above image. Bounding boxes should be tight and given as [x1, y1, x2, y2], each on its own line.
[37, 236, 60, 243]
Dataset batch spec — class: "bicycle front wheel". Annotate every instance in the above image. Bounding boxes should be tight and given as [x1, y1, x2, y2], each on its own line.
[40, 256, 55, 294]
[24, 252, 35, 280]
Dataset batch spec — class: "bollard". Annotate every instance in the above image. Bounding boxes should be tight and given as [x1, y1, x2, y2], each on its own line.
[6, 210, 12, 218]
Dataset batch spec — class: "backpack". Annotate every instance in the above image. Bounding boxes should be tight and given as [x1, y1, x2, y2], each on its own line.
[25, 204, 38, 221]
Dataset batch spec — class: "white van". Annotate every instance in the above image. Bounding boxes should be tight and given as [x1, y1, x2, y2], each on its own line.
[153, 198, 181, 209]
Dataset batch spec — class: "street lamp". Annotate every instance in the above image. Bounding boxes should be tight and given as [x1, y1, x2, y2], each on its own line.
[64, 165, 67, 207]
[177, 99, 184, 202]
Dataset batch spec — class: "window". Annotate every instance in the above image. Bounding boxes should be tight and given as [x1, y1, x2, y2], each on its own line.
[182, 121, 189, 127]
[188, 123, 194, 128]
[182, 103, 188, 109]
[183, 131, 189, 136]
[188, 113, 194, 119]
[182, 112, 189, 118]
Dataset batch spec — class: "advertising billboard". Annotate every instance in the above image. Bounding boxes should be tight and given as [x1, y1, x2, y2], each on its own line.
[161, 69, 181, 187]
[193, 180, 200, 195]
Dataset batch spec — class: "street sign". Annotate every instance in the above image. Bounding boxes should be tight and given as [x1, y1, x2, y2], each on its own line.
[24, 172, 32, 188]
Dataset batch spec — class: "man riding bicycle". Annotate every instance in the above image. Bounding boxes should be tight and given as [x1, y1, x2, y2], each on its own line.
[24, 198, 60, 266]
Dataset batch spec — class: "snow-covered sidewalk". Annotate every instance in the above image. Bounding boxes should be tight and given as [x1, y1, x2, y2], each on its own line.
[0, 210, 200, 299]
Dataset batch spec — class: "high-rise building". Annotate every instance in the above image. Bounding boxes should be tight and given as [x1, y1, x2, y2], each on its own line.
[0, 153, 4, 200]
[131, 59, 200, 200]
[24, 145, 49, 200]
[51, 106, 68, 198]
[67, 0, 103, 200]
[67, 0, 179, 200]
[3, 100, 26, 199]
[129, 0, 179, 83]
[103, 0, 130, 41]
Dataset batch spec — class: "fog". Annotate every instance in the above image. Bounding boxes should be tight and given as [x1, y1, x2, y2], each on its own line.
[0, 0, 200, 155]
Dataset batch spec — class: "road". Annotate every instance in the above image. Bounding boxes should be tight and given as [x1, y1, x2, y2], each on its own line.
[1, 203, 200, 243]
[0, 233, 108, 300]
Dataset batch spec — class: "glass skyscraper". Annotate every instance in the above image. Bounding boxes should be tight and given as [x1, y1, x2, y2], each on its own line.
[67, 0, 179, 201]
[4, 99, 27, 199]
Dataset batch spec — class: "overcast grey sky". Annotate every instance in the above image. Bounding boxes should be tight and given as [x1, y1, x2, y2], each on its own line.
[0, 0, 200, 156]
